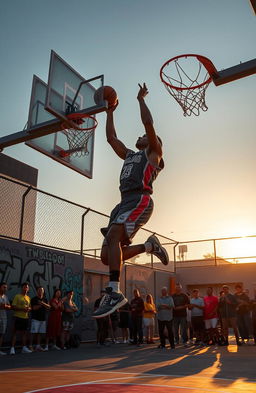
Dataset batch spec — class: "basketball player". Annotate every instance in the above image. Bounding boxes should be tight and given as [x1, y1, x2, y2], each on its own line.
[93, 83, 168, 319]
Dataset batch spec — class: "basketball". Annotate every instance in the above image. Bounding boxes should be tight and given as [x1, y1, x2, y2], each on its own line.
[94, 86, 118, 109]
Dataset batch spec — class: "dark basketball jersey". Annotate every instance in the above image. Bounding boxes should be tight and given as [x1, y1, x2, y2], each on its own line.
[119, 149, 164, 195]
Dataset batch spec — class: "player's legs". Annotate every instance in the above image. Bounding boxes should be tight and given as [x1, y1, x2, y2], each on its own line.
[101, 243, 146, 266]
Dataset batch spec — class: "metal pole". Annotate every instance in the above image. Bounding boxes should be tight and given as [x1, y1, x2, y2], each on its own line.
[213, 240, 217, 266]
[173, 242, 179, 273]
[19, 186, 32, 242]
[80, 208, 91, 255]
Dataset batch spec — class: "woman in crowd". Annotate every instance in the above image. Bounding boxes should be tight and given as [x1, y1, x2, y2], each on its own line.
[46, 288, 63, 350]
[143, 294, 156, 344]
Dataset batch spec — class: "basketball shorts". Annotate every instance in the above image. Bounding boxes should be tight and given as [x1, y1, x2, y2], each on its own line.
[14, 317, 29, 331]
[30, 319, 46, 334]
[204, 318, 218, 329]
[101, 193, 154, 246]
[62, 320, 74, 331]
[143, 317, 155, 328]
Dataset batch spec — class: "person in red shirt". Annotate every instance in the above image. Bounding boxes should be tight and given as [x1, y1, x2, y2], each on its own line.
[204, 287, 219, 345]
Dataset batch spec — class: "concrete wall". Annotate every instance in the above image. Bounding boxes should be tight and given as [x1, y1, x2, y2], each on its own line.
[176, 263, 256, 297]
[0, 153, 38, 186]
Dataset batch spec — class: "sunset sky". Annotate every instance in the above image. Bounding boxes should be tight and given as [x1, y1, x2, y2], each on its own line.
[0, 0, 255, 244]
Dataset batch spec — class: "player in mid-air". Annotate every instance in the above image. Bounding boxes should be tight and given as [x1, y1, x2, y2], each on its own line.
[93, 83, 169, 319]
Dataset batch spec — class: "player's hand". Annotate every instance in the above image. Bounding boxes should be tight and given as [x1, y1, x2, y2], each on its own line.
[106, 100, 119, 113]
[137, 83, 148, 100]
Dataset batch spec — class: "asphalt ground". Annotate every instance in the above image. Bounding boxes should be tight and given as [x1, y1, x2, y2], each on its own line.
[1, 338, 256, 393]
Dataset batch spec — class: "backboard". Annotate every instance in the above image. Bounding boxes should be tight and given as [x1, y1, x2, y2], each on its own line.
[0, 50, 108, 178]
[45, 51, 106, 123]
[26, 75, 95, 178]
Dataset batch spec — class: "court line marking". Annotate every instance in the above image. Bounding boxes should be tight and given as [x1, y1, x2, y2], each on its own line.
[1, 369, 255, 383]
[24, 378, 235, 393]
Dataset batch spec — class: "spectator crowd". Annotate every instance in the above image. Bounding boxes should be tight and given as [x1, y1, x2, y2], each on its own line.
[1, 281, 256, 355]
[94, 283, 256, 349]
[0, 281, 78, 355]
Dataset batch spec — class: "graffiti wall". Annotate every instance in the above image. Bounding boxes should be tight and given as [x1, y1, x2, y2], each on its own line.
[0, 238, 84, 340]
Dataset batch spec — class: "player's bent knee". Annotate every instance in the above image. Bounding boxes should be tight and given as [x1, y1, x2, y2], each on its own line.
[100, 247, 109, 265]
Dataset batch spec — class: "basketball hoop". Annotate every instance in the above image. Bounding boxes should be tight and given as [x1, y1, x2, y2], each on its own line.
[60, 113, 98, 157]
[160, 54, 218, 116]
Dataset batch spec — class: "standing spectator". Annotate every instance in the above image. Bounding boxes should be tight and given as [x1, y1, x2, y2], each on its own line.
[204, 287, 219, 345]
[189, 289, 205, 346]
[46, 289, 63, 350]
[251, 289, 256, 345]
[218, 285, 241, 346]
[61, 290, 78, 349]
[156, 286, 175, 349]
[172, 283, 190, 347]
[143, 294, 156, 344]
[109, 310, 120, 343]
[119, 302, 130, 343]
[10, 282, 32, 355]
[130, 289, 144, 346]
[30, 286, 51, 351]
[186, 293, 193, 344]
[0, 282, 11, 355]
[234, 284, 251, 344]
[94, 291, 109, 346]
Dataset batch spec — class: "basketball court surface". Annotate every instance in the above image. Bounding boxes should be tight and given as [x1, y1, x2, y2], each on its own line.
[1, 341, 256, 393]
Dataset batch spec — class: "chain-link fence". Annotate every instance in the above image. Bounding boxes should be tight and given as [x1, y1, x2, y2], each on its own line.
[2, 175, 254, 269]
[0, 175, 176, 272]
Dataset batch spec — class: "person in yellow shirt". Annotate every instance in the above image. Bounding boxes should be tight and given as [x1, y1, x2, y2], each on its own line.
[10, 282, 32, 355]
[143, 294, 156, 344]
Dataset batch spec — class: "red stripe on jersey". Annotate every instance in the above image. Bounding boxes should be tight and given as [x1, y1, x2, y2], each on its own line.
[128, 194, 150, 222]
[143, 163, 154, 193]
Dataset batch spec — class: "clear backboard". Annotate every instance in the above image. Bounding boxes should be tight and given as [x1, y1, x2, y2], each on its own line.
[25, 75, 95, 178]
[45, 51, 106, 124]
[0, 50, 108, 178]
[22, 50, 109, 178]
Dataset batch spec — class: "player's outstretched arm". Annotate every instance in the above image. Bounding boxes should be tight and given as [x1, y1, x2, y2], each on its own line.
[106, 104, 129, 160]
[137, 83, 162, 159]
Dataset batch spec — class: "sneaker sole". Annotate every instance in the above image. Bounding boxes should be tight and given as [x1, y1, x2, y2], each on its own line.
[93, 297, 128, 318]
[148, 235, 169, 265]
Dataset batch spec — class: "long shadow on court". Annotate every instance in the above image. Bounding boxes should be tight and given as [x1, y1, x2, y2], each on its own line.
[0, 342, 255, 385]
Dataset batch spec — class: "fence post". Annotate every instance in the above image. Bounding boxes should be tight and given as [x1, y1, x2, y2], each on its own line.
[19, 186, 32, 242]
[80, 208, 91, 255]
[213, 239, 217, 266]
[173, 242, 179, 273]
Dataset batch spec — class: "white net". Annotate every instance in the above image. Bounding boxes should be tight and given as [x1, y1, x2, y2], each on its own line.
[161, 56, 212, 116]
[65, 128, 94, 157]
[62, 116, 96, 157]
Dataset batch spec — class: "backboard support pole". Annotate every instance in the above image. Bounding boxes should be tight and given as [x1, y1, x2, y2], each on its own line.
[0, 120, 62, 150]
[213, 58, 256, 86]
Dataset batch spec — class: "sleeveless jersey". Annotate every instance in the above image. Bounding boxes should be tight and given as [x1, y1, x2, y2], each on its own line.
[119, 149, 164, 195]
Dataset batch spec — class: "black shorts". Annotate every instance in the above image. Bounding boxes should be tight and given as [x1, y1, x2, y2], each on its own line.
[191, 316, 205, 332]
[14, 317, 29, 331]
[101, 193, 154, 246]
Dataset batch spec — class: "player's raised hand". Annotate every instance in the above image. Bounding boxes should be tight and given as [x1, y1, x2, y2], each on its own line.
[137, 83, 149, 100]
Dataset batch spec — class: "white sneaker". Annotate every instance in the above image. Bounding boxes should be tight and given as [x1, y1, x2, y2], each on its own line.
[53, 345, 61, 350]
[0, 350, 6, 355]
[44, 346, 49, 351]
[22, 346, 32, 353]
[35, 345, 44, 352]
[123, 339, 127, 344]
[10, 347, 15, 355]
